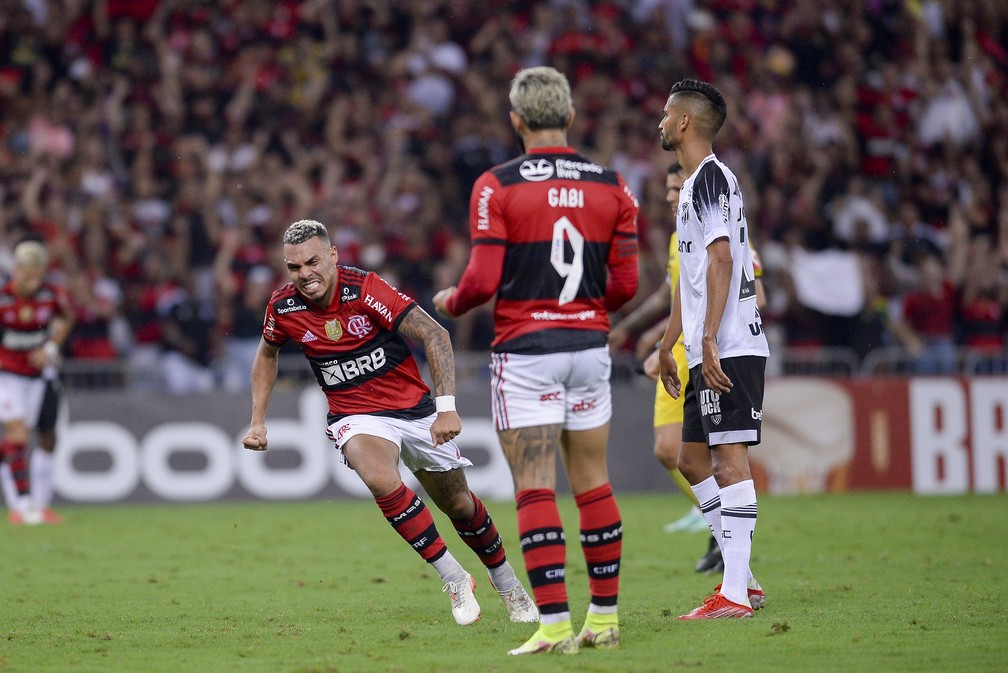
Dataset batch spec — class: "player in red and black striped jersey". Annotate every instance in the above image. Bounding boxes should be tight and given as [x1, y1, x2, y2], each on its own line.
[434, 67, 638, 655]
[0, 240, 73, 526]
[242, 220, 537, 628]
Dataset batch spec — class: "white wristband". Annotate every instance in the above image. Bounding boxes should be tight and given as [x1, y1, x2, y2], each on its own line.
[43, 341, 59, 360]
[435, 395, 456, 413]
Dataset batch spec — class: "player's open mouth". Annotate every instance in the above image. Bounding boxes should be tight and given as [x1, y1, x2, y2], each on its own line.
[303, 280, 322, 293]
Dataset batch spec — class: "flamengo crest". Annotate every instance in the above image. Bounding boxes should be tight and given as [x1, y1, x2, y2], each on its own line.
[347, 314, 373, 338]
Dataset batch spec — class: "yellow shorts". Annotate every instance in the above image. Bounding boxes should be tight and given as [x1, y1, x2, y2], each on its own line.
[653, 339, 689, 428]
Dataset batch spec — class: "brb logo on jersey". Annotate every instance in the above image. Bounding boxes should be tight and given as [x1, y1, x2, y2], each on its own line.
[319, 347, 387, 385]
[699, 389, 722, 425]
[519, 158, 554, 182]
[346, 315, 373, 338]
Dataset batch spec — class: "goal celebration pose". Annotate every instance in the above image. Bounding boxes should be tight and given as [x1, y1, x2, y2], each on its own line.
[243, 219, 537, 627]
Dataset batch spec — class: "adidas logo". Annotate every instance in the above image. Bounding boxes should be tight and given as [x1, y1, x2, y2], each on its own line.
[301, 331, 318, 343]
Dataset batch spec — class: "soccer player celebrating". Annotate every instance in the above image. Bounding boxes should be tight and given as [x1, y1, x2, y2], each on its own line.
[656, 79, 769, 619]
[242, 219, 537, 627]
[434, 66, 639, 655]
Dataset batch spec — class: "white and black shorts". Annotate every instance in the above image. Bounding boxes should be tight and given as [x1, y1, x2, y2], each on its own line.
[682, 355, 766, 447]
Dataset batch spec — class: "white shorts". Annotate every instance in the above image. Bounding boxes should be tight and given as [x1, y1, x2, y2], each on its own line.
[0, 372, 46, 426]
[489, 347, 612, 431]
[327, 412, 473, 474]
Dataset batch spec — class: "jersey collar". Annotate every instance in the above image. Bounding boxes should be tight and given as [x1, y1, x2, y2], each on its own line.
[526, 146, 575, 155]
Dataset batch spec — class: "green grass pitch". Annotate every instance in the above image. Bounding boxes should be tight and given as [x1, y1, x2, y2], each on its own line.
[3, 492, 1006, 672]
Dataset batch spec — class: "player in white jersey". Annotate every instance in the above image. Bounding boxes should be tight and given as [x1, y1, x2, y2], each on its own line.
[656, 79, 769, 619]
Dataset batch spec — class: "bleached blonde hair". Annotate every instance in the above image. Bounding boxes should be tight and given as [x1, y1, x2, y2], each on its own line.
[13, 240, 49, 269]
[509, 66, 572, 130]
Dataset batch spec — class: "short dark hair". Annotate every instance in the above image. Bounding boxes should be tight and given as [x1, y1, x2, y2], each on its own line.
[668, 79, 727, 137]
[283, 219, 330, 246]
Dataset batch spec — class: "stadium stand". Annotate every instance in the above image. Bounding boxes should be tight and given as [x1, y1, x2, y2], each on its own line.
[1, 0, 1005, 391]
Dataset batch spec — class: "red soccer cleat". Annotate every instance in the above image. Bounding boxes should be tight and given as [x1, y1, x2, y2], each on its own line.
[679, 592, 754, 620]
[714, 581, 765, 610]
[41, 508, 63, 524]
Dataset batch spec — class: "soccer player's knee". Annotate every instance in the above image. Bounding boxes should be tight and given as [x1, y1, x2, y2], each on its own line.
[440, 490, 475, 519]
[653, 441, 678, 470]
[711, 461, 751, 487]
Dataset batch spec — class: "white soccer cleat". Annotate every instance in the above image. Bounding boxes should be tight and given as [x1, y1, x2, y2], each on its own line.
[663, 508, 710, 533]
[495, 580, 539, 623]
[443, 574, 481, 625]
[9, 507, 44, 526]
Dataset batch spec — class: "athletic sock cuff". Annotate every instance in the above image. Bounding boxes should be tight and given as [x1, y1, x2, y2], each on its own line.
[574, 483, 612, 507]
[516, 488, 556, 509]
[719, 479, 757, 509]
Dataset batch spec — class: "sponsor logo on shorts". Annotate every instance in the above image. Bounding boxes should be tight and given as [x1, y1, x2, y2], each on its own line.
[700, 389, 721, 425]
[336, 423, 351, 442]
[540, 392, 561, 402]
[751, 408, 763, 420]
[571, 399, 596, 413]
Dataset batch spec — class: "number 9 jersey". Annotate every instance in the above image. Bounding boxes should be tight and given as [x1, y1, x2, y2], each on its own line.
[447, 147, 640, 354]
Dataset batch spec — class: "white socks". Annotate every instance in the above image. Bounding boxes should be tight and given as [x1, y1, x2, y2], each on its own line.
[487, 560, 519, 592]
[0, 463, 16, 509]
[690, 476, 723, 546]
[719, 479, 757, 606]
[431, 550, 468, 584]
[31, 449, 55, 508]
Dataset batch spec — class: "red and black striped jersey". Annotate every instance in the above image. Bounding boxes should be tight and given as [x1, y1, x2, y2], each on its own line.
[447, 146, 639, 354]
[0, 279, 70, 378]
[262, 266, 434, 422]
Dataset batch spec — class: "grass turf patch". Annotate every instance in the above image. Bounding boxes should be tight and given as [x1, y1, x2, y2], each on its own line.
[2, 492, 1006, 672]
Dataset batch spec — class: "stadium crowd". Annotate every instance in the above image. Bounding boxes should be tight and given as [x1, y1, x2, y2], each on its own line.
[1, 0, 1007, 391]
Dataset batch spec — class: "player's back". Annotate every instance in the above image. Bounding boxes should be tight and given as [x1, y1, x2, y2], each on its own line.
[479, 147, 638, 352]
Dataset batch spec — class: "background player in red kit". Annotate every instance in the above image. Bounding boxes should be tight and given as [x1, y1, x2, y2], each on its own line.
[0, 240, 73, 525]
[242, 219, 536, 628]
[433, 66, 639, 655]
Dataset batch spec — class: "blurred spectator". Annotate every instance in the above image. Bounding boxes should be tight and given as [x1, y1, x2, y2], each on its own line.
[219, 264, 276, 393]
[157, 275, 217, 395]
[0, 0, 1005, 385]
[890, 253, 958, 374]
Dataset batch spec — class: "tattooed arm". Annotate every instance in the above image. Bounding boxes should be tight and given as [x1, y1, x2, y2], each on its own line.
[397, 305, 462, 445]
